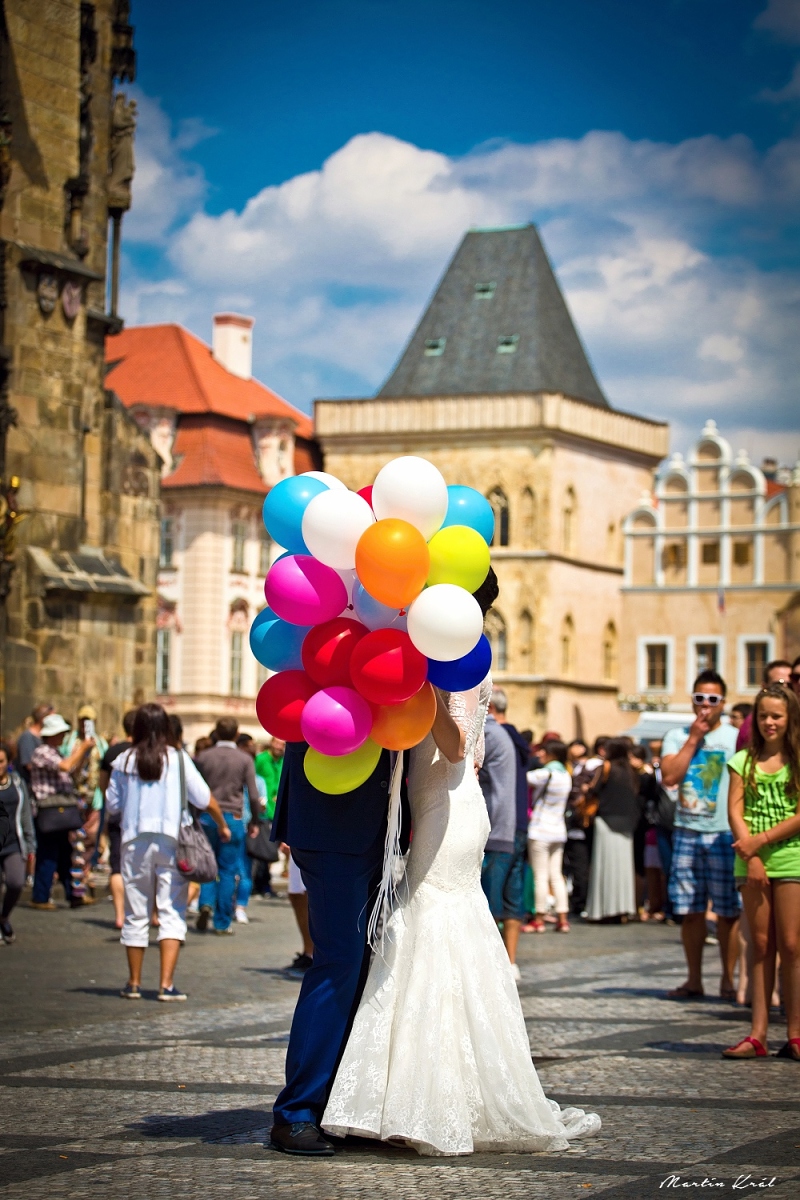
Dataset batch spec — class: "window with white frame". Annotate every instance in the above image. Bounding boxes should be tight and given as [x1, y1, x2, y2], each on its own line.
[687, 636, 725, 690]
[230, 631, 244, 696]
[156, 628, 171, 693]
[159, 518, 174, 568]
[637, 637, 673, 693]
[737, 635, 775, 692]
[232, 520, 248, 573]
[259, 527, 272, 576]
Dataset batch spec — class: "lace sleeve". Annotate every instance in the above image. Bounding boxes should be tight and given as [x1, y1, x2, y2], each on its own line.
[448, 686, 484, 761]
[474, 674, 493, 767]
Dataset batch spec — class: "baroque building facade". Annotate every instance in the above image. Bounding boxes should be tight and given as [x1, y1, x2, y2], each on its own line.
[620, 420, 800, 738]
[0, 1, 161, 736]
[105, 314, 320, 748]
[316, 226, 668, 741]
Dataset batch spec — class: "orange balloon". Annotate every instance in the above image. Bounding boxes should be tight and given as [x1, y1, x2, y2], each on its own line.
[355, 518, 430, 609]
[370, 681, 437, 751]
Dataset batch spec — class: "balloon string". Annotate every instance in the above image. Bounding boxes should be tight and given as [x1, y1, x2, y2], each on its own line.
[367, 751, 405, 955]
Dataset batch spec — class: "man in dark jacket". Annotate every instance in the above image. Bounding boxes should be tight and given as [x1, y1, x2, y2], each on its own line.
[269, 741, 398, 1157]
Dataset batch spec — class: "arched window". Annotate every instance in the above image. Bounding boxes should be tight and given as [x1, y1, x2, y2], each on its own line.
[229, 599, 250, 697]
[485, 610, 507, 671]
[520, 488, 537, 547]
[487, 487, 509, 547]
[519, 609, 534, 672]
[602, 621, 617, 682]
[561, 614, 574, 677]
[562, 487, 576, 555]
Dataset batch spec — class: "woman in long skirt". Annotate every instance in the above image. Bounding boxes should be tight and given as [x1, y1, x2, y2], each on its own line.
[586, 739, 642, 921]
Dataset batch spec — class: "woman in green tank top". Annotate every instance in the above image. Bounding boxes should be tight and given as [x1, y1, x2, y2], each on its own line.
[723, 683, 800, 1060]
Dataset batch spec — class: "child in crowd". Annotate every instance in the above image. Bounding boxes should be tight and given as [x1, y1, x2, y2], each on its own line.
[723, 683, 800, 1059]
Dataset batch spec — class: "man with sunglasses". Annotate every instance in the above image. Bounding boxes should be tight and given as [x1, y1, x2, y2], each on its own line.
[735, 660, 794, 751]
[660, 669, 740, 1001]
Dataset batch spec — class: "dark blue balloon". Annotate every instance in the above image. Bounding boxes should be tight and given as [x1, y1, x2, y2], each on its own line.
[427, 634, 492, 691]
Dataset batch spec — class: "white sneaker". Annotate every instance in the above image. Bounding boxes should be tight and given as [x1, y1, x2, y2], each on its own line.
[510, 962, 521, 983]
[234, 906, 250, 924]
[186, 903, 199, 917]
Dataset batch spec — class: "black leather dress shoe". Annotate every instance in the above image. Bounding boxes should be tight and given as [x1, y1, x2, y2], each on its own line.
[269, 1122, 335, 1156]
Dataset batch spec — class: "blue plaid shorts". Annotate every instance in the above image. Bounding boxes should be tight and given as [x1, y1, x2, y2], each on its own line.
[668, 828, 741, 918]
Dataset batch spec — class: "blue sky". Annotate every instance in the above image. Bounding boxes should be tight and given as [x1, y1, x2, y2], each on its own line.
[123, 0, 800, 459]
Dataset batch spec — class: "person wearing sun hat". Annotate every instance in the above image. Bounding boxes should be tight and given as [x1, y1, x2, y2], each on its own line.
[28, 714, 95, 909]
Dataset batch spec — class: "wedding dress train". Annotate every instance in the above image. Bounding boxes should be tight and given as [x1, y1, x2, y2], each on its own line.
[322, 678, 601, 1156]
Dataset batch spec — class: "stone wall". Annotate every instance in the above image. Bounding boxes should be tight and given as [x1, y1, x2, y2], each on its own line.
[0, 1, 160, 738]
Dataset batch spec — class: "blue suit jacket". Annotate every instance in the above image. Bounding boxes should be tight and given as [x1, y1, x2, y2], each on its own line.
[272, 741, 393, 855]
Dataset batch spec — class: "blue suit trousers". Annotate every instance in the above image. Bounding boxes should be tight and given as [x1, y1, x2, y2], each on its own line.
[272, 837, 384, 1126]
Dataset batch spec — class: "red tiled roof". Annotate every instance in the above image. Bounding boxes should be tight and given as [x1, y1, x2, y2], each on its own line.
[105, 323, 313, 439]
[163, 415, 268, 493]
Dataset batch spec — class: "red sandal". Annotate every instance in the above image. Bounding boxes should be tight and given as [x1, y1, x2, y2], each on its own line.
[722, 1036, 768, 1059]
[776, 1038, 800, 1061]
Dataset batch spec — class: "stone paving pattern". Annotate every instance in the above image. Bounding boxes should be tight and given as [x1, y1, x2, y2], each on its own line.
[0, 895, 798, 1198]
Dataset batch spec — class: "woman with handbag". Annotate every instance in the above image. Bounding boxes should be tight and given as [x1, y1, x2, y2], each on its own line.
[0, 742, 36, 943]
[28, 714, 95, 909]
[585, 739, 642, 923]
[106, 703, 230, 1001]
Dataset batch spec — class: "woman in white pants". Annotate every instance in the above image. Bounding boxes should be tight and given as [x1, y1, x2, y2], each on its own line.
[527, 740, 572, 933]
[106, 703, 230, 1000]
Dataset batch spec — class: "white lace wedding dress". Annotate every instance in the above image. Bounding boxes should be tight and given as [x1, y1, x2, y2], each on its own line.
[322, 678, 601, 1156]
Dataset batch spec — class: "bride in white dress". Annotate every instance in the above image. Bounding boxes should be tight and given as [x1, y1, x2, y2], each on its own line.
[322, 676, 601, 1156]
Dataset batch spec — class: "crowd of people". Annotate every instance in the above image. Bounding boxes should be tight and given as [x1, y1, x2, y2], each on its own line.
[1, 652, 798, 1060]
[0, 701, 308, 994]
[477, 658, 800, 1060]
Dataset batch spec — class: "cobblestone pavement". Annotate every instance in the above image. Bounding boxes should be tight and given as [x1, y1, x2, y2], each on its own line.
[0, 894, 798, 1198]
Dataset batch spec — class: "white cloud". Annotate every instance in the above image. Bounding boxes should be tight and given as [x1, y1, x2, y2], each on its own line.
[754, 0, 800, 43]
[121, 110, 800, 465]
[124, 91, 210, 244]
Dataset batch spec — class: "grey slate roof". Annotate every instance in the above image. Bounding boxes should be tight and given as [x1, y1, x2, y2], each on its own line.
[378, 225, 608, 408]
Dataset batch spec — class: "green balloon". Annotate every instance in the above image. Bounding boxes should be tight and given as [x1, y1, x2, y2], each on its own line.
[304, 738, 382, 795]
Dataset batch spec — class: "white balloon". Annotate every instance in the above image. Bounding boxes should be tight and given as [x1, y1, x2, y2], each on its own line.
[407, 584, 484, 662]
[302, 489, 375, 570]
[301, 470, 347, 491]
[371, 456, 448, 540]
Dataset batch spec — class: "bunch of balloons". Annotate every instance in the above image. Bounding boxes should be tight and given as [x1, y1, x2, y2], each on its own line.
[251, 457, 494, 794]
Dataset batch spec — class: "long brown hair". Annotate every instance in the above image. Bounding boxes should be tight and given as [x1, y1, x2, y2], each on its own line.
[132, 703, 169, 782]
[746, 683, 800, 798]
[604, 737, 638, 791]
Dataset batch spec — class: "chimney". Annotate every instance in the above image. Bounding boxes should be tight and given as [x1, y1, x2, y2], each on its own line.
[212, 313, 254, 379]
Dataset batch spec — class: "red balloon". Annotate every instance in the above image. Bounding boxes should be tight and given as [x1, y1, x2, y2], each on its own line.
[301, 617, 369, 688]
[256, 670, 317, 741]
[357, 485, 374, 509]
[349, 628, 428, 706]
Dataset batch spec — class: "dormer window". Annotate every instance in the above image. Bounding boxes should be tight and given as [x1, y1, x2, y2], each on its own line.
[474, 281, 496, 300]
[496, 335, 519, 354]
[424, 338, 446, 356]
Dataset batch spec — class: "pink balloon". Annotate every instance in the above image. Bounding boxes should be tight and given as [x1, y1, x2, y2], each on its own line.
[265, 555, 348, 626]
[300, 686, 373, 756]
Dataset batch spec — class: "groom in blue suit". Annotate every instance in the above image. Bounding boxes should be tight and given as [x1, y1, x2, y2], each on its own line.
[269, 740, 393, 1156]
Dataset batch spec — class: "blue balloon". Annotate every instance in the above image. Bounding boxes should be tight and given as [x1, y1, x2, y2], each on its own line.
[262, 476, 329, 555]
[250, 607, 311, 672]
[440, 485, 495, 545]
[352, 582, 404, 631]
[427, 634, 492, 691]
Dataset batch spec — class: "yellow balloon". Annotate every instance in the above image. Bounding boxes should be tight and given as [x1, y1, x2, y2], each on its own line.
[426, 524, 491, 592]
[304, 738, 382, 795]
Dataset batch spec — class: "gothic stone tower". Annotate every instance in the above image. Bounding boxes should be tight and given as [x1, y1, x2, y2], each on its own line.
[0, 1, 161, 736]
[316, 226, 669, 742]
